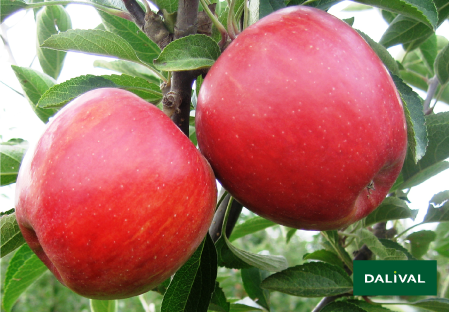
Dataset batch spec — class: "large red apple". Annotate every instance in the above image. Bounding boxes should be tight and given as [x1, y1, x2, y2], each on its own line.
[15, 88, 217, 299]
[196, 6, 407, 231]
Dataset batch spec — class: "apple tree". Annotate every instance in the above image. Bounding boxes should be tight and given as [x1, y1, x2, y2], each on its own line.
[1, 0, 449, 311]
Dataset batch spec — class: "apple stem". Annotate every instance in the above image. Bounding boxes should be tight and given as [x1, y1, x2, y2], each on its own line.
[209, 191, 243, 242]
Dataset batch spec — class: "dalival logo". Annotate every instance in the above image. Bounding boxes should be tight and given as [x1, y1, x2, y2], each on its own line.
[364, 271, 426, 284]
[353, 260, 437, 296]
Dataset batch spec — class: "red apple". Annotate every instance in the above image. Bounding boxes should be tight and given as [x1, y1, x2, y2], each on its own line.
[15, 88, 217, 299]
[196, 6, 407, 231]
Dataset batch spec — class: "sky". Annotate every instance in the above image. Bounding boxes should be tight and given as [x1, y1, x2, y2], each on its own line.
[1, 1, 449, 231]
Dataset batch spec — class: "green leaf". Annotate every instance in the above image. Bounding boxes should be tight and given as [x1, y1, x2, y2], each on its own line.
[291, 0, 341, 11]
[1, 0, 27, 23]
[355, 228, 407, 260]
[430, 190, 449, 206]
[41, 29, 143, 65]
[354, 0, 438, 30]
[363, 197, 418, 227]
[400, 47, 432, 91]
[216, 234, 288, 272]
[37, 74, 162, 110]
[321, 231, 353, 272]
[419, 34, 438, 74]
[399, 35, 449, 96]
[11, 65, 58, 123]
[379, 239, 416, 260]
[343, 17, 355, 26]
[229, 216, 277, 242]
[357, 31, 399, 76]
[0, 212, 26, 258]
[381, 9, 397, 24]
[423, 202, 449, 223]
[285, 227, 297, 244]
[88, 0, 127, 11]
[36, 5, 72, 79]
[345, 299, 394, 311]
[189, 125, 197, 146]
[402, 297, 449, 311]
[321, 301, 366, 312]
[2, 244, 48, 312]
[260, 0, 286, 19]
[208, 282, 230, 312]
[249, 0, 287, 26]
[343, 3, 373, 11]
[406, 230, 436, 259]
[215, 236, 253, 270]
[380, 14, 430, 49]
[97, 10, 161, 68]
[0, 208, 15, 217]
[434, 222, 449, 258]
[93, 59, 162, 84]
[435, 43, 449, 85]
[153, 0, 178, 14]
[216, 198, 288, 272]
[154, 34, 221, 71]
[37, 75, 115, 109]
[0, 139, 28, 186]
[241, 267, 270, 311]
[90, 300, 117, 312]
[392, 75, 427, 164]
[399, 112, 449, 189]
[229, 302, 264, 311]
[380, 0, 449, 50]
[261, 262, 353, 297]
[303, 250, 344, 268]
[161, 234, 217, 312]
[189, 115, 197, 145]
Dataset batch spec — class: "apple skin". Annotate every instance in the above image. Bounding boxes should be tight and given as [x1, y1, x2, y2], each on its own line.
[15, 88, 217, 299]
[195, 6, 407, 231]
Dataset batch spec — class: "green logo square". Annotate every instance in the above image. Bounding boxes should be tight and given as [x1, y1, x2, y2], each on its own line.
[353, 260, 437, 296]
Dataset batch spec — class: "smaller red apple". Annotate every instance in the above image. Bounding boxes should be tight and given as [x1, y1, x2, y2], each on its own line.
[15, 88, 217, 299]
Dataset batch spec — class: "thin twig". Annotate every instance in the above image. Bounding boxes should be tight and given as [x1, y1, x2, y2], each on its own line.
[1, 24, 17, 65]
[312, 294, 348, 312]
[423, 75, 440, 115]
[0, 80, 24, 97]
